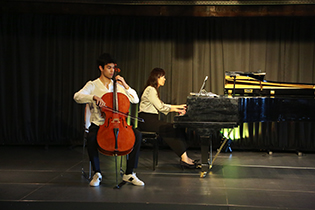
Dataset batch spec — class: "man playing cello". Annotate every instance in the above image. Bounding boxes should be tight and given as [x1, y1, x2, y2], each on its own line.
[74, 53, 144, 187]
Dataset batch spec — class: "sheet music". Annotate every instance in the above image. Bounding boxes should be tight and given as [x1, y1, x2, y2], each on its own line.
[199, 76, 208, 94]
[190, 91, 219, 97]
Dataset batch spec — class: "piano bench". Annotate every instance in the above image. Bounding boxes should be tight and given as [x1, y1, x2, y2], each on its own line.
[141, 131, 159, 171]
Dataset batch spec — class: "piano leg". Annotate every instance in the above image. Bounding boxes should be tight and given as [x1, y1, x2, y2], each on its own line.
[200, 135, 211, 178]
[199, 129, 234, 178]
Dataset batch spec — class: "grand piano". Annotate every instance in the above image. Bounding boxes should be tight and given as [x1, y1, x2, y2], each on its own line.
[174, 71, 315, 177]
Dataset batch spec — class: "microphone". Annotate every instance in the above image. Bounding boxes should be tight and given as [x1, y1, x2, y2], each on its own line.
[198, 76, 208, 94]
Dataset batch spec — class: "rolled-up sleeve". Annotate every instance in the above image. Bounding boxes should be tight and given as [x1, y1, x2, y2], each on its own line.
[73, 81, 95, 104]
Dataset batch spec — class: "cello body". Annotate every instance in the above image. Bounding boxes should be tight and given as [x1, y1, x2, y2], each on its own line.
[97, 92, 135, 156]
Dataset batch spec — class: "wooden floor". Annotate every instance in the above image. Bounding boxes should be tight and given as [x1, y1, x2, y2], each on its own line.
[1, 145, 315, 210]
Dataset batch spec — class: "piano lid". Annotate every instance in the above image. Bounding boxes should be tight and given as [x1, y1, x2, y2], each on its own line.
[224, 71, 315, 97]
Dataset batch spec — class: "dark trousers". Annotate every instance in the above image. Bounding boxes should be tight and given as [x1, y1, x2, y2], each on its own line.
[87, 123, 142, 174]
[138, 112, 187, 157]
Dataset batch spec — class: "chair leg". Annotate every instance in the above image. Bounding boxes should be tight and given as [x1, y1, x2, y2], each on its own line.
[153, 142, 156, 171]
[82, 161, 92, 180]
[155, 135, 159, 169]
[152, 138, 158, 171]
[88, 161, 92, 179]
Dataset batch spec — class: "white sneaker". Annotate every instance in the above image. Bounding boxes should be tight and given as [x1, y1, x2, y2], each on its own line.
[90, 172, 102, 187]
[123, 172, 145, 186]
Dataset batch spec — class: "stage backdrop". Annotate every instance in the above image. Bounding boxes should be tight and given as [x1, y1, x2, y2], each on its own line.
[1, 13, 315, 150]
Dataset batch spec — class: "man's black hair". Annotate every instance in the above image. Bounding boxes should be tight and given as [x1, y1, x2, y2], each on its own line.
[97, 53, 116, 67]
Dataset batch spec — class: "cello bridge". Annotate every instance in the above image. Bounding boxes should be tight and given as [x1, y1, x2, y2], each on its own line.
[111, 118, 120, 123]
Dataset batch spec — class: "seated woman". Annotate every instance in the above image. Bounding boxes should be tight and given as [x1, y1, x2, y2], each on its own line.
[138, 67, 198, 168]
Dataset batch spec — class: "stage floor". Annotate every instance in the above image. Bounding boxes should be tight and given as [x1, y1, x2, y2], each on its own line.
[1, 145, 315, 210]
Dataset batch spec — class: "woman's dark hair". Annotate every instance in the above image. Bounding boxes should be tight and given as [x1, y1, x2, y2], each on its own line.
[144, 68, 166, 98]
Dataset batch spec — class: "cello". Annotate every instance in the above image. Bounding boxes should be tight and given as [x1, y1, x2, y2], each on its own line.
[97, 65, 135, 156]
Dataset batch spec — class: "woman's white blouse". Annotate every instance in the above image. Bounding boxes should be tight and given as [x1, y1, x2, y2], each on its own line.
[139, 86, 171, 115]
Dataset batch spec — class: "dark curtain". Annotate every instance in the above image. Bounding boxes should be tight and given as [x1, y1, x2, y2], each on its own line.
[1, 13, 315, 149]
